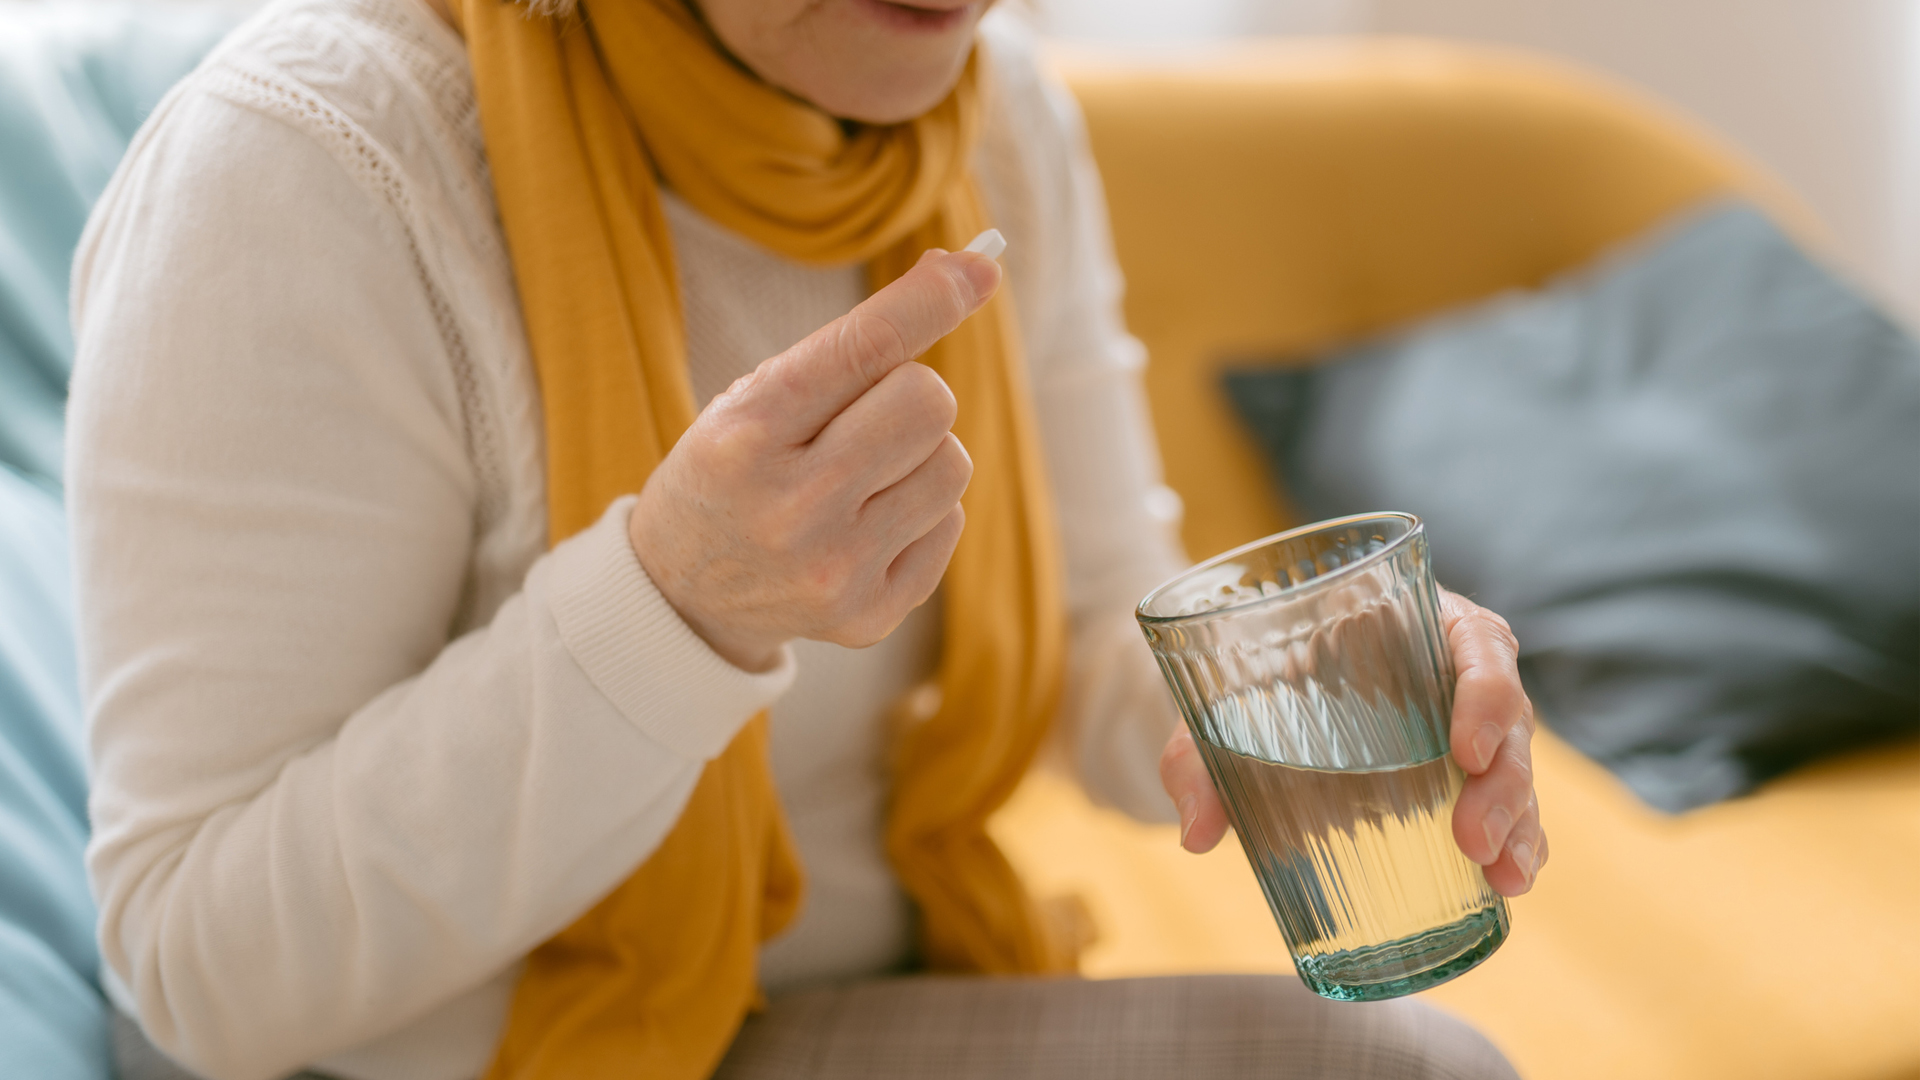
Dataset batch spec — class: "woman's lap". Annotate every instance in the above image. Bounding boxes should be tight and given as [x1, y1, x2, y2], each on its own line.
[110, 1010, 335, 1080]
[716, 974, 1517, 1080]
[113, 974, 1516, 1080]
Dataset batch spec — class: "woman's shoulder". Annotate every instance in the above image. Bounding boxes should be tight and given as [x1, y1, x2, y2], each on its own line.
[130, 0, 480, 213]
[74, 0, 496, 327]
[972, 7, 1106, 358]
[973, 7, 1095, 229]
[975, 7, 1081, 158]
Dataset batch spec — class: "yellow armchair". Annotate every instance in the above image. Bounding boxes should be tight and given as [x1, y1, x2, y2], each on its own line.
[993, 40, 1920, 1080]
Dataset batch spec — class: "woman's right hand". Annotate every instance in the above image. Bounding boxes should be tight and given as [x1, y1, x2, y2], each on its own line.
[628, 247, 1001, 671]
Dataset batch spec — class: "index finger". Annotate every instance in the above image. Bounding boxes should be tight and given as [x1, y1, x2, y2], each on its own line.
[739, 248, 1001, 443]
[1440, 589, 1534, 776]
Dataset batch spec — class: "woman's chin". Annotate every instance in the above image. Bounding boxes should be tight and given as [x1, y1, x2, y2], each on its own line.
[820, 69, 968, 125]
[800, 43, 979, 122]
[734, 0, 985, 124]
[847, 0, 980, 35]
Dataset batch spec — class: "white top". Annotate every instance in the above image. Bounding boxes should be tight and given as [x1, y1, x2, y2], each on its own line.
[66, 0, 1189, 1078]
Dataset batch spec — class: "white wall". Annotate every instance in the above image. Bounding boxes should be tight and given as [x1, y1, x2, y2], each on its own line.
[1364, 0, 1920, 325]
[1894, 6, 1920, 321]
[1036, 0, 1920, 325]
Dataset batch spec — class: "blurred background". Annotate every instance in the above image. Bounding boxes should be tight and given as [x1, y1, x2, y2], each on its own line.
[1036, 0, 1920, 328]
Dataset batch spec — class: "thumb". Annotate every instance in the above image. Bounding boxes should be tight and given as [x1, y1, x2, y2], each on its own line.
[740, 248, 1001, 443]
[1160, 727, 1231, 854]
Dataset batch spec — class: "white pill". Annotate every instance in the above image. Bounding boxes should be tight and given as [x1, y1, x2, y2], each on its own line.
[963, 228, 1007, 260]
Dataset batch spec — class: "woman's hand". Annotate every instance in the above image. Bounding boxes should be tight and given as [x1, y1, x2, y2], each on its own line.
[1157, 589, 1548, 896]
[628, 248, 1000, 672]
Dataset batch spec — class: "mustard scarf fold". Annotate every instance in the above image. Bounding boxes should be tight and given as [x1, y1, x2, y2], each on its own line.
[451, 1, 1071, 1077]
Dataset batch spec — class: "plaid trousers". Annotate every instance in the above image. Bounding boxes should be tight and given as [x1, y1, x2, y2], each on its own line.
[116, 973, 1518, 1080]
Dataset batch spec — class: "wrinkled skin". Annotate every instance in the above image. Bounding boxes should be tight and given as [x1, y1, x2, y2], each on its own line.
[693, 0, 992, 124]
[627, 249, 996, 672]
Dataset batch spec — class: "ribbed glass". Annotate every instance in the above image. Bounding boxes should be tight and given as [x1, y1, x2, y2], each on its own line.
[1138, 513, 1507, 1001]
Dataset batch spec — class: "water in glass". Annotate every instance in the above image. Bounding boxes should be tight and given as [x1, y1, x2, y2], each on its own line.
[1139, 513, 1508, 1000]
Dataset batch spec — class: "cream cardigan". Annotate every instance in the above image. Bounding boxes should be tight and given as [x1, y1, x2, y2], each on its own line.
[67, 0, 1188, 1078]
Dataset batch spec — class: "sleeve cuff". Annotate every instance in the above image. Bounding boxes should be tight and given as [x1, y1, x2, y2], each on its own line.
[545, 496, 795, 761]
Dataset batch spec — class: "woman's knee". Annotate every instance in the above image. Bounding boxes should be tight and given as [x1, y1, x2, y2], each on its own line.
[717, 974, 1519, 1080]
[1172, 974, 1519, 1080]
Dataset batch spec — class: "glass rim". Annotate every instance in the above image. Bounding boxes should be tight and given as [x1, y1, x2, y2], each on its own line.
[1136, 511, 1425, 626]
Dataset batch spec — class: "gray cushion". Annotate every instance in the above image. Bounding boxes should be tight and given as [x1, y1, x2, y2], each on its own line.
[1223, 201, 1920, 811]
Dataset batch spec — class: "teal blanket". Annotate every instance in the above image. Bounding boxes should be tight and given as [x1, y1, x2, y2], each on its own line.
[0, 1, 234, 491]
[0, 5, 232, 1076]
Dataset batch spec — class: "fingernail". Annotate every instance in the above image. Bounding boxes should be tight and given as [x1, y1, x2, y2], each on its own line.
[1482, 805, 1513, 863]
[1510, 841, 1535, 888]
[1177, 794, 1198, 849]
[963, 228, 1006, 259]
[915, 247, 948, 266]
[1471, 723, 1503, 771]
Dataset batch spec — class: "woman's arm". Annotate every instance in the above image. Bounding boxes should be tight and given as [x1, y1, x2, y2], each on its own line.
[69, 92, 791, 1080]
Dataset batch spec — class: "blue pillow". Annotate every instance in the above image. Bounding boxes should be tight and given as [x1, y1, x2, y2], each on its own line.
[0, 0, 235, 490]
[1224, 202, 1920, 812]
[0, 461, 100, 1078]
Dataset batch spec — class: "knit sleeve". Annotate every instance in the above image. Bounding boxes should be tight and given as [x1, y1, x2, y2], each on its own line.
[67, 85, 791, 1080]
[976, 12, 1192, 824]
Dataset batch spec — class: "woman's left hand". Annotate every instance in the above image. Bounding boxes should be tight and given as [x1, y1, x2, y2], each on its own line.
[1157, 588, 1548, 896]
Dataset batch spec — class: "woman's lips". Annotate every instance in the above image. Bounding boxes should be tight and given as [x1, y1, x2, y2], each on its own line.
[851, 0, 977, 34]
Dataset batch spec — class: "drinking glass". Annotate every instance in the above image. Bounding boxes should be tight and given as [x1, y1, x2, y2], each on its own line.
[1136, 512, 1508, 1001]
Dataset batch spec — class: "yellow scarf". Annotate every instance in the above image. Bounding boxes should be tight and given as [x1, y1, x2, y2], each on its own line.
[451, 1, 1072, 1077]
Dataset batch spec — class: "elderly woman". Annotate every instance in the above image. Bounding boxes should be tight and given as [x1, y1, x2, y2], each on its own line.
[68, 0, 1547, 1077]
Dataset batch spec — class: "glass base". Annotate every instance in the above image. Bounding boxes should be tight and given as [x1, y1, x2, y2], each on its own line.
[1294, 905, 1509, 1002]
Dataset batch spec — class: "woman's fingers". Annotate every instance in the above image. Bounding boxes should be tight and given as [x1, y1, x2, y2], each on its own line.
[813, 360, 958, 499]
[1453, 722, 1535, 869]
[1478, 786, 1547, 896]
[628, 245, 1005, 666]
[1159, 727, 1230, 853]
[1437, 588, 1547, 894]
[881, 504, 965, 621]
[746, 250, 1000, 442]
[861, 432, 973, 556]
[1441, 590, 1534, 776]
